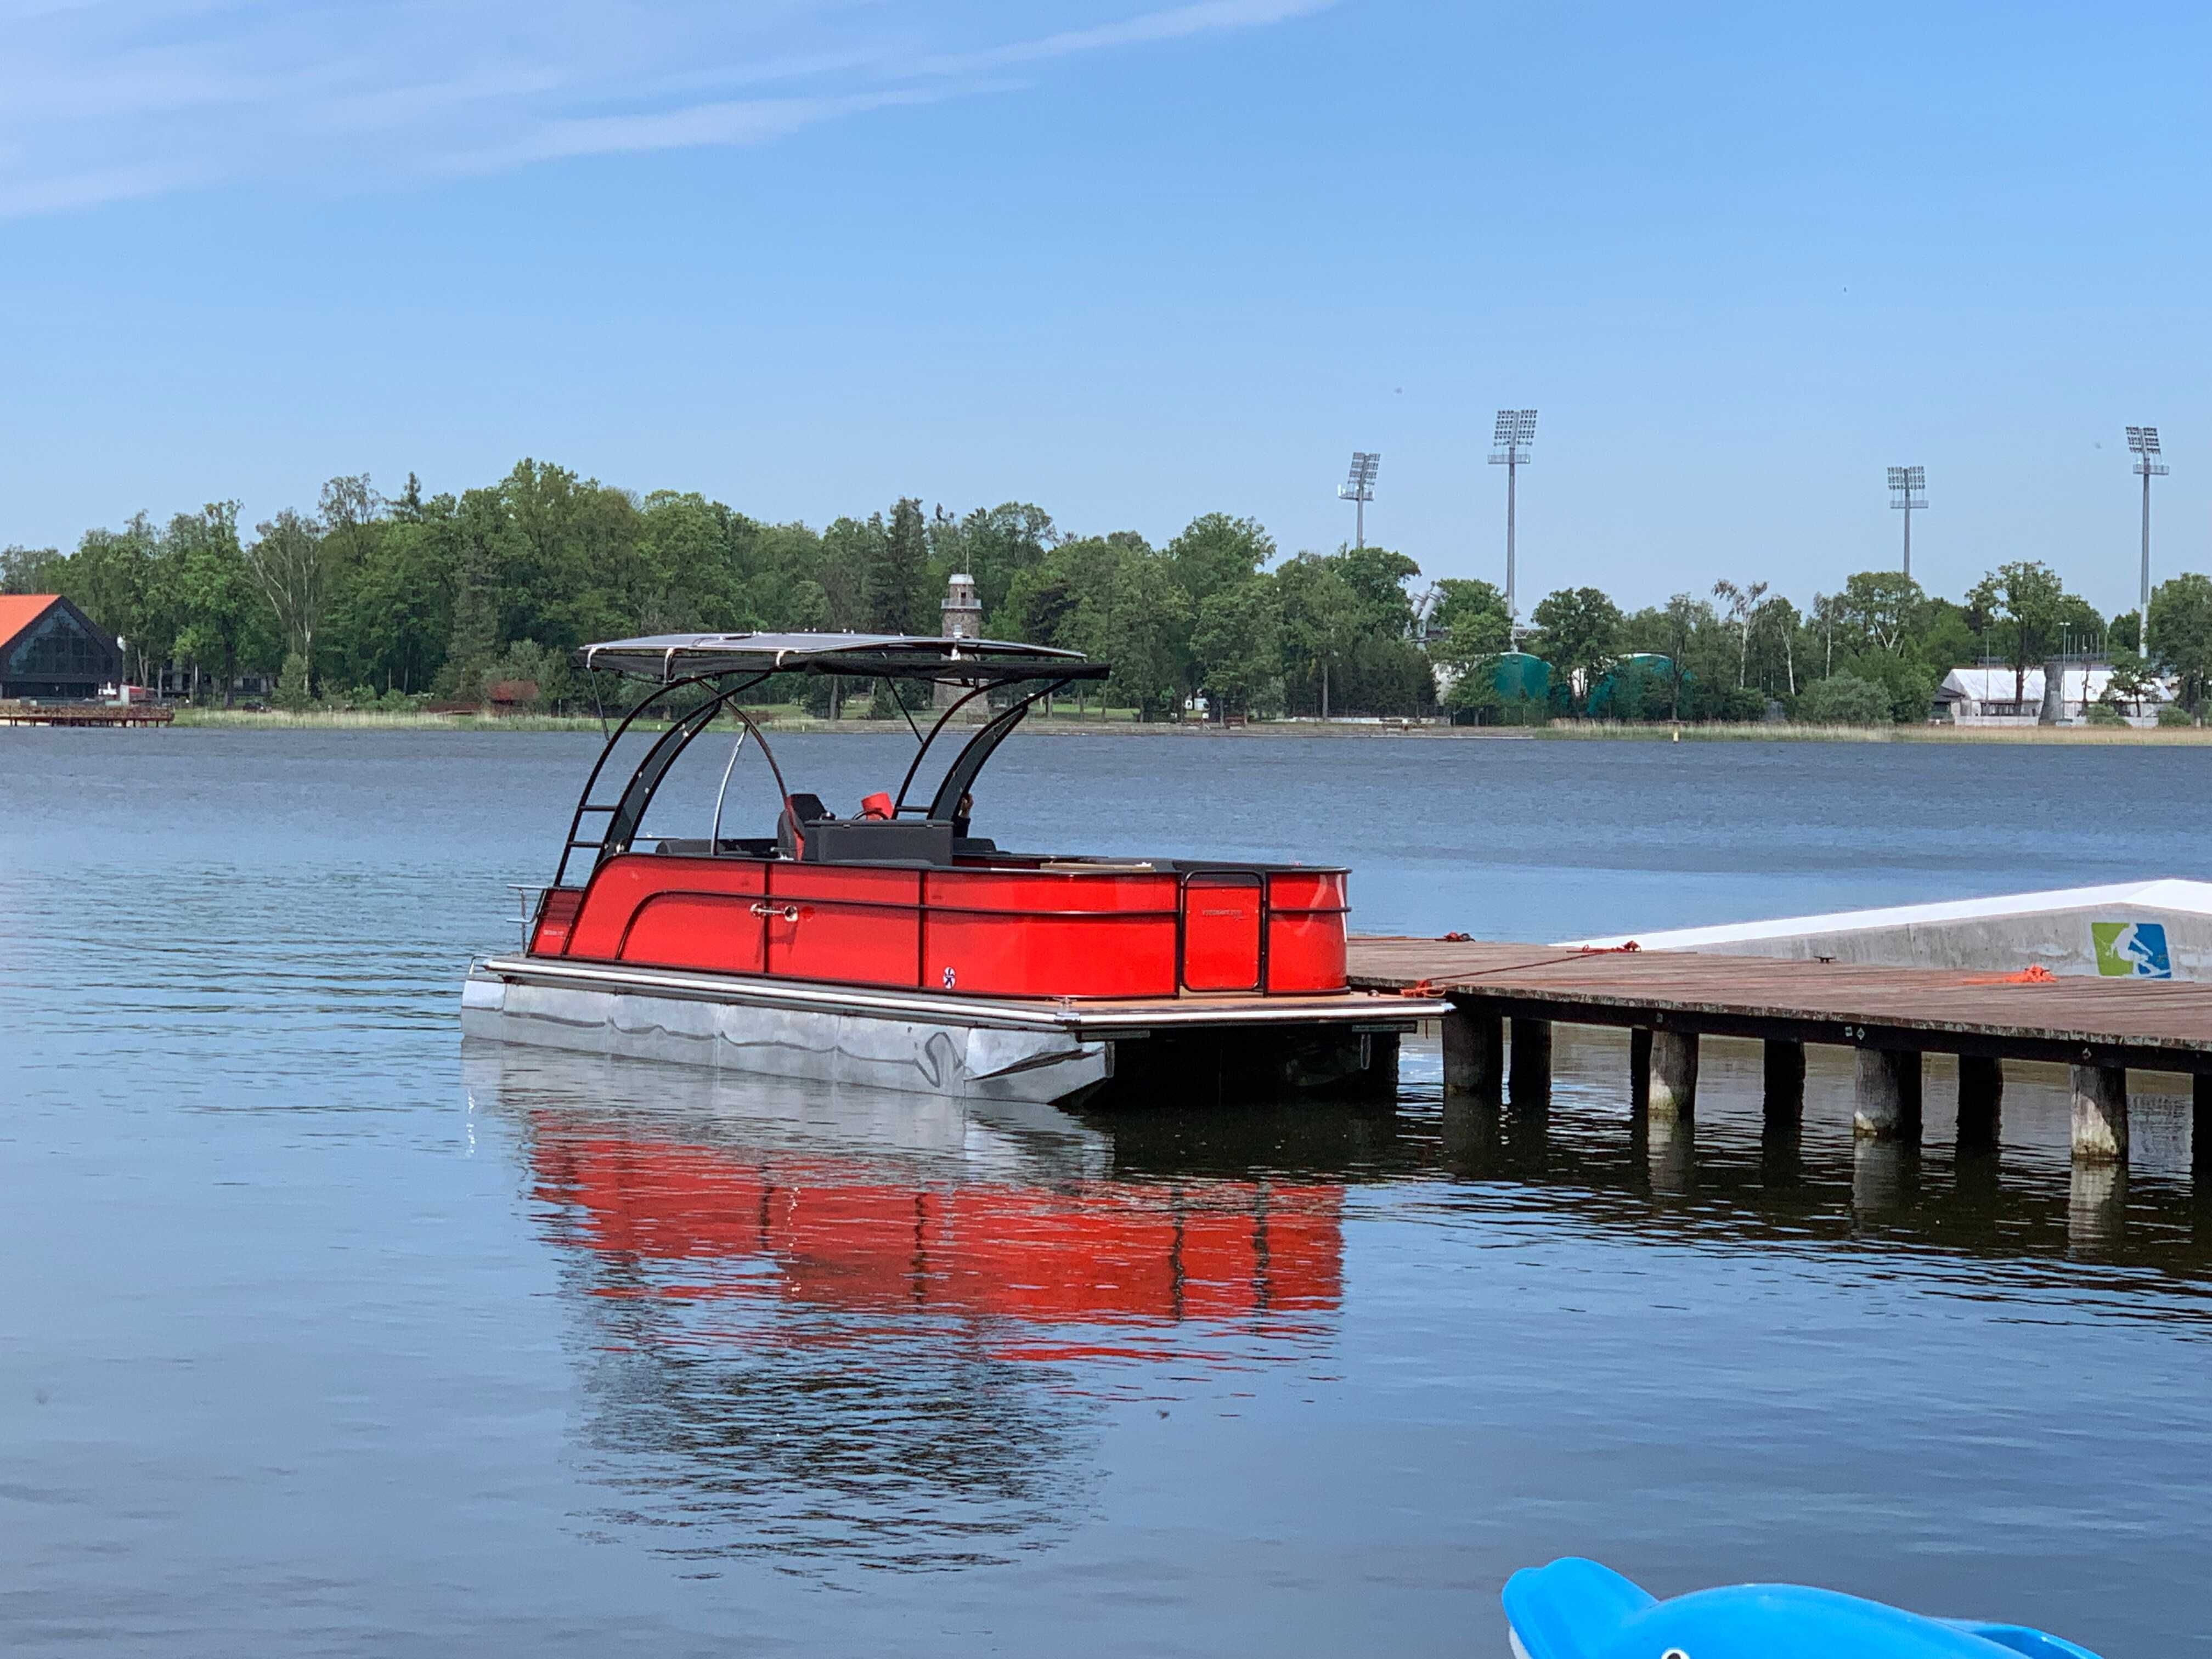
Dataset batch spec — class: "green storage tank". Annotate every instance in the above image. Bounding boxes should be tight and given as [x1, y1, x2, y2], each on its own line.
[1588, 653, 1686, 718]
[1489, 651, 1552, 706]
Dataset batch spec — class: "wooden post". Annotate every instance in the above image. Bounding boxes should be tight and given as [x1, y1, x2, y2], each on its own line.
[1509, 1018, 1552, 1107]
[2194, 1074, 2212, 1181]
[1853, 1048, 1922, 1142]
[1647, 1030, 1698, 1123]
[1956, 1055, 2004, 1150]
[2069, 1065, 2129, 1163]
[1441, 1002, 1504, 1103]
[1763, 1040, 1805, 1125]
[1629, 1026, 1652, 1109]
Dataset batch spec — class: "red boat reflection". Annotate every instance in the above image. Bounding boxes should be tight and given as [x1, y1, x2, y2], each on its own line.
[530, 1119, 1344, 1362]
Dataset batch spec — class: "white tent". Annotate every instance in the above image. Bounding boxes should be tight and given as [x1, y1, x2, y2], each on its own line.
[1932, 665, 2170, 725]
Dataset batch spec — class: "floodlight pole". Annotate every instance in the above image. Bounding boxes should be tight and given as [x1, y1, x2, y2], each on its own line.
[1488, 410, 1537, 632]
[1504, 452, 1518, 618]
[2140, 458, 2153, 646]
[1887, 465, 1926, 583]
[2128, 427, 2169, 651]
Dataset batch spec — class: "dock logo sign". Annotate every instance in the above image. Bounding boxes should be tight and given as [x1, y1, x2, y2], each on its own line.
[2092, 920, 2172, 979]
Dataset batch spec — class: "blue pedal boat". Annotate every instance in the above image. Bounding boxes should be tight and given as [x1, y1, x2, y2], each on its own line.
[1504, 1558, 2102, 1659]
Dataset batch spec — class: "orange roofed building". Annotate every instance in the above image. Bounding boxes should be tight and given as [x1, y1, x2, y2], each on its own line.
[0, 595, 123, 701]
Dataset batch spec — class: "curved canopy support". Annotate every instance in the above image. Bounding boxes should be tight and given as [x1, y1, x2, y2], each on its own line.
[554, 672, 786, 884]
[927, 679, 1071, 822]
[892, 681, 996, 815]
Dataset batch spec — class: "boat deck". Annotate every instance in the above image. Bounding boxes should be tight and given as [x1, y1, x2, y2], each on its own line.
[479, 953, 1451, 1037]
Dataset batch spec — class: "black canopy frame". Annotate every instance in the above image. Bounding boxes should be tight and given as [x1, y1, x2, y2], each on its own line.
[552, 645, 1099, 886]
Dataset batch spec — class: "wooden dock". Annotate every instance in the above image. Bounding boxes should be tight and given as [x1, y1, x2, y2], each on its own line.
[1346, 935, 2212, 1163]
[0, 702, 173, 727]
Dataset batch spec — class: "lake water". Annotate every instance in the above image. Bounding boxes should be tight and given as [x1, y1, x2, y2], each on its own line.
[7, 729, 2212, 1657]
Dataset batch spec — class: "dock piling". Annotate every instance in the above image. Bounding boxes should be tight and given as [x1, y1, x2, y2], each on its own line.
[1957, 1055, 2004, 1150]
[2194, 1075, 2212, 1180]
[1629, 1027, 1651, 1109]
[1853, 1048, 1923, 1142]
[1646, 1030, 1699, 1122]
[2069, 1065, 2129, 1163]
[1508, 1018, 1552, 1107]
[1441, 1002, 1504, 1103]
[1762, 1039, 1805, 1125]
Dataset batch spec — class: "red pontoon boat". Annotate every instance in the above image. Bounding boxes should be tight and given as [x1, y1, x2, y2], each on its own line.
[461, 632, 1444, 1105]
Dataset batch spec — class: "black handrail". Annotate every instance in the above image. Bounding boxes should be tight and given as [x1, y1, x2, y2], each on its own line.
[553, 672, 778, 886]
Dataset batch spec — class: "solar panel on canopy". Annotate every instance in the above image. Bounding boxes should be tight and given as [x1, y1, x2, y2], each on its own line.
[573, 631, 1109, 683]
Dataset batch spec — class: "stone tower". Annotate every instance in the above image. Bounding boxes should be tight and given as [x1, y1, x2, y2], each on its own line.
[936, 573, 984, 709]
[941, 572, 981, 640]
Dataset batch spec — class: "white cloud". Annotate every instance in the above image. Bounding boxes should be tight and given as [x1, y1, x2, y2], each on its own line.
[0, 0, 1336, 215]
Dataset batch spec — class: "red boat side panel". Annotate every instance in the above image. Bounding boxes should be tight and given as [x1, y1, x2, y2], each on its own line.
[924, 910, 1177, 997]
[1265, 910, 1348, 992]
[765, 864, 924, 906]
[1268, 871, 1347, 913]
[620, 893, 768, 974]
[529, 888, 585, 956]
[762, 864, 924, 987]
[922, 870, 1181, 914]
[562, 855, 764, 961]
[1182, 873, 1263, 992]
[543, 850, 1350, 997]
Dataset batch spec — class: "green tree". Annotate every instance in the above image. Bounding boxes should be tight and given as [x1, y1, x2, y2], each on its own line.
[2102, 647, 2157, 719]
[1058, 538, 1189, 719]
[1531, 586, 1623, 709]
[0, 545, 67, 594]
[1429, 578, 1511, 657]
[244, 509, 332, 690]
[2149, 572, 2212, 713]
[1967, 561, 2068, 706]
[1189, 578, 1280, 716]
[1330, 545, 1419, 638]
[1796, 672, 1889, 725]
[1711, 577, 1770, 689]
[73, 514, 173, 685]
[867, 497, 932, 634]
[953, 503, 1057, 622]
[169, 503, 258, 705]
[1828, 571, 1927, 654]
[1167, 513, 1274, 612]
[1273, 554, 1361, 716]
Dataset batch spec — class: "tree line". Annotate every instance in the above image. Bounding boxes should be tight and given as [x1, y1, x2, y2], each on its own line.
[4, 456, 2210, 723]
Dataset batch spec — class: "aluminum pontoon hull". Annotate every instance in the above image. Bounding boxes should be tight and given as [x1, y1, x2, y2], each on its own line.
[462, 955, 1444, 1107]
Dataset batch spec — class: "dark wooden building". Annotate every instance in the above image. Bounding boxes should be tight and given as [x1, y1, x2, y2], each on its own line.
[0, 595, 123, 701]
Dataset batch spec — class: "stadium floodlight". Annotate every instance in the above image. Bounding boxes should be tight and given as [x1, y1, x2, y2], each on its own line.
[2128, 425, 2170, 648]
[1887, 465, 1928, 582]
[1487, 409, 1538, 624]
[1338, 451, 1380, 548]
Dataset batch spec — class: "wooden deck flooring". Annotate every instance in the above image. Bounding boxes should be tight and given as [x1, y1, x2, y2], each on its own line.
[1346, 936, 2212, 1073]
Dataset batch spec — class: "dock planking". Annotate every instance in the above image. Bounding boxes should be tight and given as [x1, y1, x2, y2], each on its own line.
[1346, 935, 2212, 1075]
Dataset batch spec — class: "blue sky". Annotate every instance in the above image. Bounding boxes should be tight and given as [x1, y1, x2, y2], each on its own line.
[1, 0, 2205, 615]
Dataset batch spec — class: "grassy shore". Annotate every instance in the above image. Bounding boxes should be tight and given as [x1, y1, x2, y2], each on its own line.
[159, 707, 2212, 743]
[1532, 719, 2212, 744]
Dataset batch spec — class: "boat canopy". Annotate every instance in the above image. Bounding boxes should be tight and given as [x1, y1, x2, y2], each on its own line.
[574, 631, 1108, 684]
